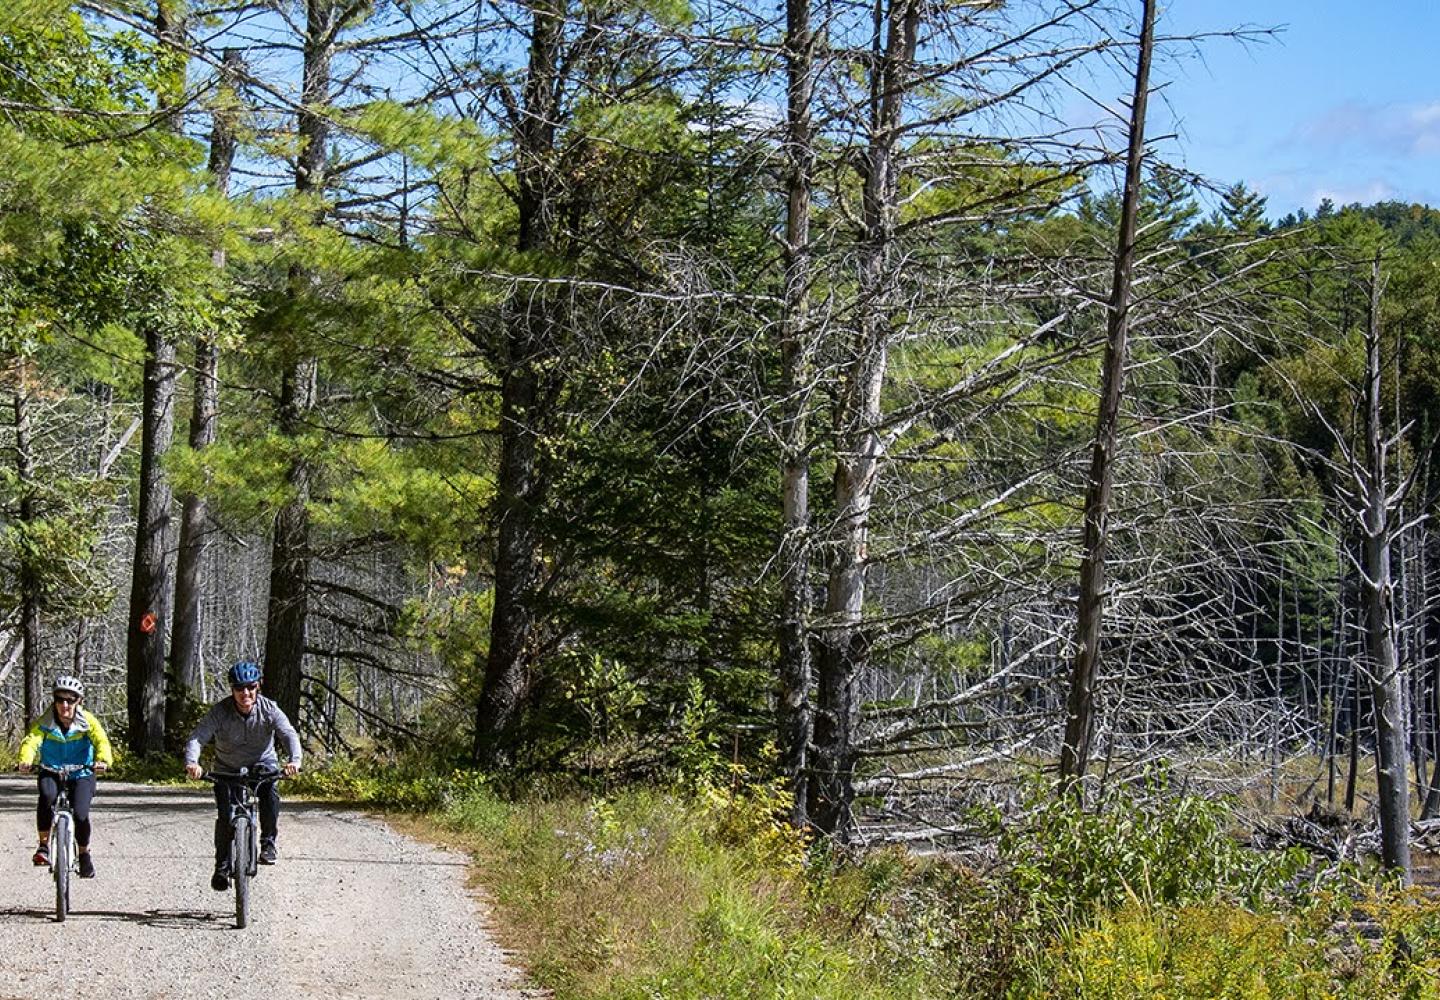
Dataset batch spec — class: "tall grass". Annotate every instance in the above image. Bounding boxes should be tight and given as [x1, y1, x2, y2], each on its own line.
[440, 781, 938, 999]
[298, 755, 1440, 999]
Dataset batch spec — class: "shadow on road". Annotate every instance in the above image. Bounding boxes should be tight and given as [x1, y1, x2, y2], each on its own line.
[0, 796, 215, 816]
[0, 784, 337, 816]
[0, 905, 230, 929]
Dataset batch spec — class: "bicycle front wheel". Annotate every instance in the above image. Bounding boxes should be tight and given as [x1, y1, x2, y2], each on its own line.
[232, 816, 251, 929]
[53, 814, 70, 923]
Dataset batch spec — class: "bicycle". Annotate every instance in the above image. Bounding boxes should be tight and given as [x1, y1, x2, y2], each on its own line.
[202, 767, 280, 929]
[37, 763, 88, 923]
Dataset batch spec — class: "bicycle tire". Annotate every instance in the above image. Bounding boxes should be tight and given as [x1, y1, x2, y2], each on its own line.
[53, 813, 70, 923]
[232, 816, 251, 929]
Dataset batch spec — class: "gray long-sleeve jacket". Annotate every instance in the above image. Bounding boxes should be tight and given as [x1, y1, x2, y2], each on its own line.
[184, 695, 302, 772]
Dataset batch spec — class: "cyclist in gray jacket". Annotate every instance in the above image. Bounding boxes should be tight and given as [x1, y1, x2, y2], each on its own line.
[184, 660, 302, 891]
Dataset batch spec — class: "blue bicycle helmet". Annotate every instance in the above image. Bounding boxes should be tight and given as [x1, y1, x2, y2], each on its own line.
[228, 660, 263, 686]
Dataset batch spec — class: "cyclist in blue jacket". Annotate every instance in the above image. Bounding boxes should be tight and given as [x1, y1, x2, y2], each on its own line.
[184, 660, 302, 891]
[18, 675, 113, 878]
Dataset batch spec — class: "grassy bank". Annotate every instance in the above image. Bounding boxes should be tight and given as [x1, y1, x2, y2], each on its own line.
[296, 761, 1440, 999]
[437, 781, 926, 999]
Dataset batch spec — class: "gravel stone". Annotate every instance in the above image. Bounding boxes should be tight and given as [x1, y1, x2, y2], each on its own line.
[0, 775, 531, 999]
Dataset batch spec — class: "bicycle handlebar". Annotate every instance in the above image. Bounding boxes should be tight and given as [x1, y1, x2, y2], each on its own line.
[35, 764, 93, 778]
[199, 767, 286, 785]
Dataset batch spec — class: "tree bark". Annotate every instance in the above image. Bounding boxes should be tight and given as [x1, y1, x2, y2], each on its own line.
[777, 0, 816, 829]
[169, 47, 239, 729]
[13, 376, 41, 721]
[126, 327, 178, 754]
[811, 0, 918, 838]
[473, 0, 561, 767]
[1058, 0, 1156, 791]
[1345, 660, 1361, 813]
[265, 3, 336, 723]
[473, 365, 542, 765]
[126, 0, 188, 754]
[1425, 560, 1440, 815]
[264, 358, 318, 723]
[1360, 256, 1411, 883]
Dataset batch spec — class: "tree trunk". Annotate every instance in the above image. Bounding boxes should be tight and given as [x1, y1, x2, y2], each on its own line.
[1425, 589, 1440, 816]
[264, 358, 317, 722]
[1345, 662, 1361, 813]
[811, 0, 918, 838]
[126, 0, 188, 754]
[776, 0, 816, 828]
[473, 366, 542, 765]
[265, 2, 336, 723]
[1360, 257, 1411, 883]
[13, 377, 41, 721]
[1058, 0, 1156, 791]
[1326, 690, 1338, 806]
[473, 0, 561, 767]
[1422, 455, 1440, 818]
[1270, 561, 1285, 806]
[169, 47, 239, 729]
[126, 327, 178, 754]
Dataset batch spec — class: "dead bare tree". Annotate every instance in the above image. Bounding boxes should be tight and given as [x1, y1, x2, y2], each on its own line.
[1057, 0, 1156, 791]
[776, 0, 819, 829]
[809, 0, 923, 839]
[1356, 258, 1414, 882]
[1263, 254, 1423, 881]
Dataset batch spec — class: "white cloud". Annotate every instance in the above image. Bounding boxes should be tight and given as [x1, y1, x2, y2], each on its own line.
[1296, 100, 1440, 157]
[1310, 179, 1399, 206]
[1237, 170, 1416, 218]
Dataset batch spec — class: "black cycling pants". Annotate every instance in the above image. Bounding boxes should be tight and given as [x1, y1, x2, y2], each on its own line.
[37, 774, 96, 848]
[212, 778, 280, 865]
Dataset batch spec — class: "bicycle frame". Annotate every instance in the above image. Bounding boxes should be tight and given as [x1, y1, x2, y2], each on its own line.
[203, 768, 279, 929]
[38, 763, 87, 923]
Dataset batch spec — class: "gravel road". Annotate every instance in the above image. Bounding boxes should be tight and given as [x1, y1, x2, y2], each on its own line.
[0, 774, 533, 1000]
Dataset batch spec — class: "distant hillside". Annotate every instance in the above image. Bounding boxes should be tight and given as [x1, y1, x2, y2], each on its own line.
[1276, 198, 1440, 244]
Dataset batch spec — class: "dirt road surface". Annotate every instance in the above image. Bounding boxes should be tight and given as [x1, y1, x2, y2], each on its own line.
[0, 774, 532, 1000]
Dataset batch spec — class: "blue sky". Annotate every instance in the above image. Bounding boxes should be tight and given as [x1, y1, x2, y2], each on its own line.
[1151, 1, 1440, 217]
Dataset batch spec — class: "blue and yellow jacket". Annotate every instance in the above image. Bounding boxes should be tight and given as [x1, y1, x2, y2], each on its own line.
[18, 709, 113, 777]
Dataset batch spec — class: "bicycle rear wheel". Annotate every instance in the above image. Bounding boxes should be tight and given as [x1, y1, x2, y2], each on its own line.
[232, 816, 251, 929]
[53, 814, 70, 923]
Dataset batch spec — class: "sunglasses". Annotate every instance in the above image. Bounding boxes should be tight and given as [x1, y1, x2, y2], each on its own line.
[54, 695, 78, 705]
[231, 683, 259, 693]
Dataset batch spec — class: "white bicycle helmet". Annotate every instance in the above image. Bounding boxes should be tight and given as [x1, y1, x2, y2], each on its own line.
[53, 674, 84, 699]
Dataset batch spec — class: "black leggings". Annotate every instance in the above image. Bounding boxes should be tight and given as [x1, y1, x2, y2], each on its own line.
[212, 779, 280, 865]
[37, 774, 96, 849]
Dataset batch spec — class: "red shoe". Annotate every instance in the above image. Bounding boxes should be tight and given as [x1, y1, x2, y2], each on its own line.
[31, 844, 48, 867]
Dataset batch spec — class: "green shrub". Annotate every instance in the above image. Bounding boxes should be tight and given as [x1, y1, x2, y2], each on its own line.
[1296, 886, 1440, 999]
[287, 752, 488, 811]
[1039, 904, 1333, 1000]
[1003, 783, 1307, 929]
[612, 887, 905, 1000]
[805, 845, 1033, 1000]
[106, 750, 186, 783]
[1025, 893, 1440, 1000]
[699, 765, 808, 874]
